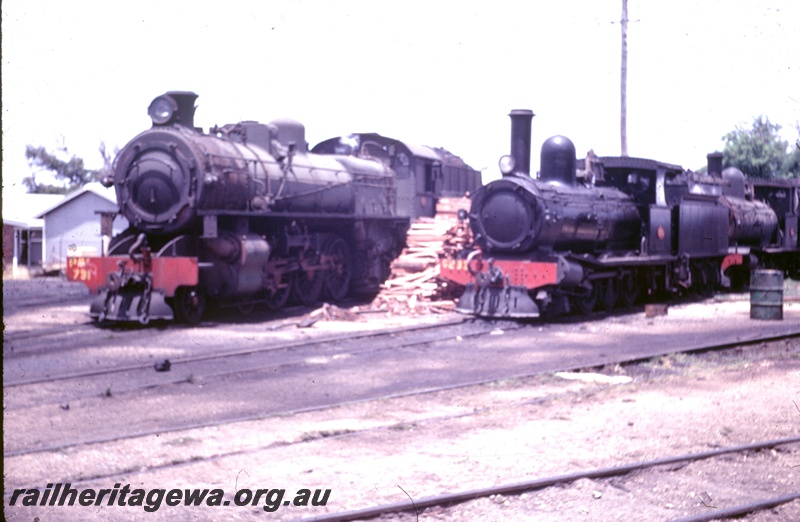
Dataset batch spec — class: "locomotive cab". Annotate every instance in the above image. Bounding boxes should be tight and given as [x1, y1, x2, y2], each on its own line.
[599, 168, 656, 205]
[595, 157, 684, 208]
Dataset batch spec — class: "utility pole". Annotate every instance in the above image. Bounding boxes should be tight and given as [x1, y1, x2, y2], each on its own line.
[620, 0, 628, 156]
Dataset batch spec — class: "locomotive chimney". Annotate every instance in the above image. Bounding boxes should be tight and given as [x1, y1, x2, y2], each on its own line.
[509, 109, 535, 176]
[169, 91, 199, 128]
[148, 91, 199, 128]
[707, 152, 723, 177]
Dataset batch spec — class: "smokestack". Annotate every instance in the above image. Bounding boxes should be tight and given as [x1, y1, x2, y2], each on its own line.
[168, 91, 199, 128]
[148, 91, 199, 128]
[509, 110, 535, 176]
[707, 152, 723, 177]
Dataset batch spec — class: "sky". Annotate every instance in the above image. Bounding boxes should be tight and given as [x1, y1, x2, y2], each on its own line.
[2, 0, 799, 197]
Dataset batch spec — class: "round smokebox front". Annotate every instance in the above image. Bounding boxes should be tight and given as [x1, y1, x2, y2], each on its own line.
[471, 179, 541, 253]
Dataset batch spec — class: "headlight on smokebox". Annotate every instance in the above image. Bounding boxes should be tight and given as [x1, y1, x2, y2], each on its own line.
[148, 95, 178, 125]
[498, 155, 516, 175]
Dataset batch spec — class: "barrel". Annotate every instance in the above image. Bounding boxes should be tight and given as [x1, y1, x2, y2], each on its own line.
[750, 269, 784, 320]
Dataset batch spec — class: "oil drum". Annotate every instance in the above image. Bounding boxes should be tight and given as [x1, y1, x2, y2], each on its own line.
[750, 269, 784, 320]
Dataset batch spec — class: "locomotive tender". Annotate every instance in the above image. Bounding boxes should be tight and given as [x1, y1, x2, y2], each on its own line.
[441, 110, 800, 319]
[312, 134, 482, 219]
[67, 92, 419, 323]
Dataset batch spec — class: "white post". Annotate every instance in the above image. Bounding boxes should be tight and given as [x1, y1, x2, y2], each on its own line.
[13, 228, 19, 278]
[620, 0, 629, 157]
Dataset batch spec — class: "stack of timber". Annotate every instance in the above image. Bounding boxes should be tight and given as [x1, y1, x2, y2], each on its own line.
[376, 197, 473, 312]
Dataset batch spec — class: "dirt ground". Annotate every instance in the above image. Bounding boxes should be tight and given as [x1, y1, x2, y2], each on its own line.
[5, 334, 799, 521]
[3, 279, 800, 521]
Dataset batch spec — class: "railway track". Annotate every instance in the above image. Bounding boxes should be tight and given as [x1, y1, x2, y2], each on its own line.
[6, 336, 797, 521]
[2, 386, 497, 493]
[3, 316, 470, 385]
[7, 323, 798, 409]
[3, 316, 492, 403]
[5, 292, 799, 515]
[7, 389, 798, 515]
[3, 305, 306, 359]
[5, 322, 798, 455]
[3, 317, 524, 456]
[3, 287, 90, 309]
[4, 335, 798, 521]
[4, 316, 518, 456]
[304, 437, 800, 522]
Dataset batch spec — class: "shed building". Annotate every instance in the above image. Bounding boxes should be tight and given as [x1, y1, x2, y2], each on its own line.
[35, 184, 129, 270]
[3, 193, 62, 276]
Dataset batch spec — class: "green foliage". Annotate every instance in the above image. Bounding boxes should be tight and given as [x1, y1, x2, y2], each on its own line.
[780, 127, 800, 178]
[722, 117, 800, 178]
[23, 144, 105, 194]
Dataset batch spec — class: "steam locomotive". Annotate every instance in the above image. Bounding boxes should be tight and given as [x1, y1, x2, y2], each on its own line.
[67, 91, 479, 324]
[440, 110, 800, 319]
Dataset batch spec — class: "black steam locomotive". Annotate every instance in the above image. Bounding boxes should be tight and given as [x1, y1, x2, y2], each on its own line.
[441, 110, 800, 318]
[67, 91, 478, 324]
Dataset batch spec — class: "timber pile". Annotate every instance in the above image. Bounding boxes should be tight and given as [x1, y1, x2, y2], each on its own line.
[298, 303, 363, 327]
[375, 197, 473, 313]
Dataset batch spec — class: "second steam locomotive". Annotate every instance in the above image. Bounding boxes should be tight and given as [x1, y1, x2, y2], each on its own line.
[68, 91, 482, 324]
[441, 110, 800, 318]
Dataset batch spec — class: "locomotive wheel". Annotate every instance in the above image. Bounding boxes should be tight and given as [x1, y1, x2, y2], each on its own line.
[321, 236, 352, 302]
[174, 286, 205, 324]
[599, 279, 618, 312]
[704, 260, 719, 294]
[540, 294, 569, 320]
[572, 284, 597, 315]
[692, 262, 713, 297]
[727, 265, 748, 291]
[293, 257, 324, 307]
[265, 276, 292, 310]
[619, 272, 639, 308]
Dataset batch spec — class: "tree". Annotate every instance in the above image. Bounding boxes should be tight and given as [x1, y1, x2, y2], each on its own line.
[780, 125, 800, 178]
[722, 117, 800, 178]
[23, 142, 115, 193]
[97, 141, 118, 184]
